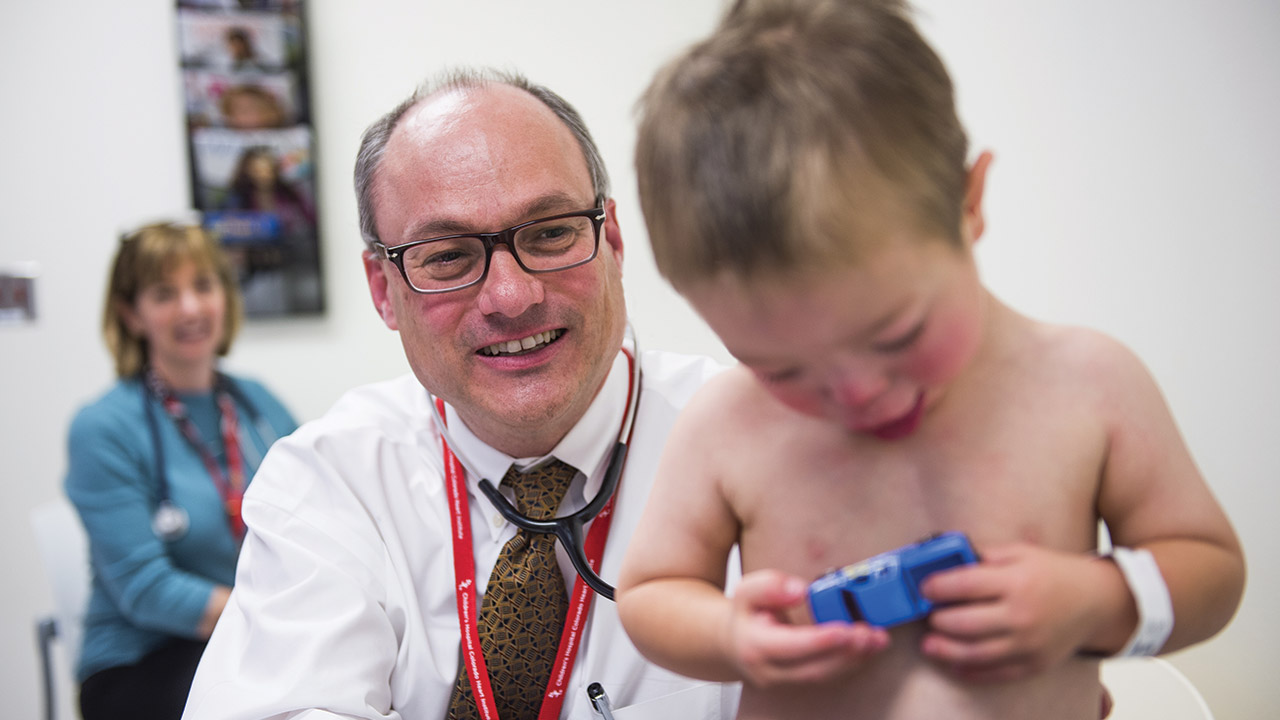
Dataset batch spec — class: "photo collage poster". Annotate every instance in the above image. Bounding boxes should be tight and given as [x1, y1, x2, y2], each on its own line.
[177, 0, 324, 317]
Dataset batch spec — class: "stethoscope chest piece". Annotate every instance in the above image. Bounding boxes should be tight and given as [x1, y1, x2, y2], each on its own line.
[152, 499, 191, 542]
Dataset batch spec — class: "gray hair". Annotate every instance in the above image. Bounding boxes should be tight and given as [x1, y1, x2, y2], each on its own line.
[353, 67, 611, 249]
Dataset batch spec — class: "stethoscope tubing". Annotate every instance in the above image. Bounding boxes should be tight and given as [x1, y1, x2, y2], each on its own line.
[143, 373, 277, 540]
[430, 324, 643, 600]
[477, 439, 629, 599]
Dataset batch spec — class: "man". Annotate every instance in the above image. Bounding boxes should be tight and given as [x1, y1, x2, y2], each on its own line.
[183, 69, 739, 719]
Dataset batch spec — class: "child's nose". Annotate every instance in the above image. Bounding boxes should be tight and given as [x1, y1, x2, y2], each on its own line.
[827, 366, 890, 408]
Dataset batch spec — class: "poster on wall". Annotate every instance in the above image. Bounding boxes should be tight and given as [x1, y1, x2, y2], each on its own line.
[176, 0, 324, 317]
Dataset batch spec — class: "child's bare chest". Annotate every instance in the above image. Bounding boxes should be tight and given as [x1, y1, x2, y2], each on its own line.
[734, 391, 1107, 580]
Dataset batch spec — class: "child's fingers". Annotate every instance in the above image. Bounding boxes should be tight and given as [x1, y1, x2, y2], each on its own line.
[928, 601, 1010, 639]
[744, 621, 889, 686]
[919, 563, 1005, 605]
[920, 628, 1017, 667]
[759, 621, 880, 662]
[732, 568, 809, 612]
[773, 635, 887, 683]
[919, 543, 1034, 603]
[728, 568, 894, 686]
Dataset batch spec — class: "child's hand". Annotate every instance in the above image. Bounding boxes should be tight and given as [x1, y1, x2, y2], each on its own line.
[727, 568, 890, 687]
[918, 543, 1116, 683]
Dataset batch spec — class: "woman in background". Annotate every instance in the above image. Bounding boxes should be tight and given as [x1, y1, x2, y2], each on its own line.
[65, 220, 297, 720]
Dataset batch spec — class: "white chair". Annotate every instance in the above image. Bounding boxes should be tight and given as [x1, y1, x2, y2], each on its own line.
[1101, 657, 1215, 720]
[31, 497, 91, 720]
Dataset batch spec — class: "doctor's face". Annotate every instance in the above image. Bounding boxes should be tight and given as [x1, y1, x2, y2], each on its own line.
[364, 85, 627, 456]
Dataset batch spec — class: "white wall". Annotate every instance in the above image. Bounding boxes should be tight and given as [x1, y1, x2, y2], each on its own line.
[1, 1, 1275, 717]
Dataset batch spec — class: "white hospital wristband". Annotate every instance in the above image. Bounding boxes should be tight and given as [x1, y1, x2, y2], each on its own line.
[1107, 547, 1174, 657]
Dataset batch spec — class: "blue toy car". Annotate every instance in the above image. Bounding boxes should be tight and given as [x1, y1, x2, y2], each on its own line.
[808, 532, 979, 628]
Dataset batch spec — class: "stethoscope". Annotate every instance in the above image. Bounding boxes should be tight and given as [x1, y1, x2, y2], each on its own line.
[142, 372, 279, 542]
[427, 325, 643, 601]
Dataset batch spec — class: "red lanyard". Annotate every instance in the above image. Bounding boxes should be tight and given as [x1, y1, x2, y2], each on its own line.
[438, 362, 632, 719]
[146, 370, 248, 539]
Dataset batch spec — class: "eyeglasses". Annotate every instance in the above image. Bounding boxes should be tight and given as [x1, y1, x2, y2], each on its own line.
[372, 199, 607, 294]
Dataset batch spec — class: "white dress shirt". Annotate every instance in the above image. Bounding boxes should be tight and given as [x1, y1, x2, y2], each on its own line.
[184, 349, 740, 720]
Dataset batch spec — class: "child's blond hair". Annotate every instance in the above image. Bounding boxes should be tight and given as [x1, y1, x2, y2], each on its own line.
[637, 0, 970, 288]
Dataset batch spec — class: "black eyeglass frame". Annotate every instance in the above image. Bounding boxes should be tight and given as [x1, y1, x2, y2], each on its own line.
[372, 198, 608, 294]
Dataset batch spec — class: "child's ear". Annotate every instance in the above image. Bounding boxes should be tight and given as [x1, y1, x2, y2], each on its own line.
[962, 150, 994, 245]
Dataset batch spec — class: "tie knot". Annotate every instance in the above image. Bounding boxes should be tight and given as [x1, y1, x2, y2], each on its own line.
[501, 458, 577, 520]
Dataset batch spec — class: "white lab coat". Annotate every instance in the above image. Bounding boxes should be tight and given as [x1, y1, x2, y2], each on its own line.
[183, 350, 741, 720]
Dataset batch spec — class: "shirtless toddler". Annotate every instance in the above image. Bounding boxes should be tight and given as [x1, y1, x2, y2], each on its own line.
[615, 1, 1244, 718]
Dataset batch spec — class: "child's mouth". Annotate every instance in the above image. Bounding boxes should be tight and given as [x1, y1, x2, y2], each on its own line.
[866, 392, 926, 441]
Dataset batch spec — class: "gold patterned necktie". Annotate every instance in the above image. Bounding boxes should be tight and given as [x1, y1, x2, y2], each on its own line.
[447, 459, 578, 720]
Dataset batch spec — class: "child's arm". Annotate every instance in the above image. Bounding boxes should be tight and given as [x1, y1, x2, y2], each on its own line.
[919, 333, 1244, 682]
[616, 375, 887, 686]
[1089, 339, 1245, 652]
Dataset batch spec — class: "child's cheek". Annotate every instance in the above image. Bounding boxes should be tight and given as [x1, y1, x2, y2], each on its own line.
[906, 313, 982, 387]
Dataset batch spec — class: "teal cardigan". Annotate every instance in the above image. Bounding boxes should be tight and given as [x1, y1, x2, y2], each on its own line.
[64, 373, 297, 682]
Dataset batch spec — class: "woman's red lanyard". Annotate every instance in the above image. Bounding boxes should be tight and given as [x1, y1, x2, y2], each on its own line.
[439, 353, 635, 720]
[145, 369, 248, 539]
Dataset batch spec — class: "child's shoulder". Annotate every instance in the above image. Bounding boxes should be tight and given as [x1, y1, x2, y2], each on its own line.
[1033, 320, 1146, 366]
[667, 364, 820, 476]
[681, 363, 798, 431]
[1010, 317, 1157, 395]
[698, 363, 785, 405]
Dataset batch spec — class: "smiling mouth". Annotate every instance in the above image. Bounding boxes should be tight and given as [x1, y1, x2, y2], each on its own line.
[479, 329, 564, 357]
[174, 324, 213, 343]
[865, 392, 926, 441]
